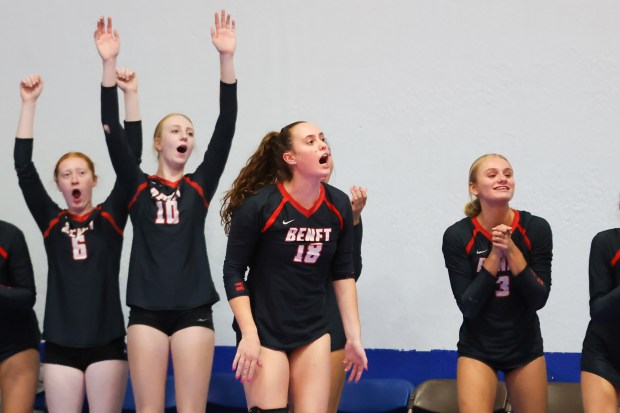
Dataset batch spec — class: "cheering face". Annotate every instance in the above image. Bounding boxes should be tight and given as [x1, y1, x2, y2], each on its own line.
[470, 156, 515, 207]
[285, 122, 331, 180]
[56, 157, 97, 216]
[155, 115, 195, 170]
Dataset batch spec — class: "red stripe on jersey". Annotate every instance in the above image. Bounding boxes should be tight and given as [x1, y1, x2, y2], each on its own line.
[68, 210, 94, 222]
[471, 217, 492, 240]
[183, 176, 209, 208]
[100, 209, 123, 236]
[262, 197, 287, 233]
[148, 175, 181, 188]
[515, 223, 532, 251]
[611, 249, 620, 267]
[324, 199, 344, 230]
[277, 182, 325, 218]
[0, 246, 7, 259]
[43, 211, 68, 239]
[465, 228, 480, 255]
[234, 282, 245, 291]
[128, 182, 149, 210]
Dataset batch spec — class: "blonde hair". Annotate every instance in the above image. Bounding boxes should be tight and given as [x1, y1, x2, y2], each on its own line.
[464, 153, 510, 217]
[153, 113, 193, 156]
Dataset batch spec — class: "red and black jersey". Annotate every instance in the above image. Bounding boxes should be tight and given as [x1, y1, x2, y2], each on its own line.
[0, 220, 40, 346]
[103, 82, 237, 310]
[442, 210, 552, 363]
[13, 96, 141, 347]
[581, 229, 620, 377]
[224, 182, 355, 350]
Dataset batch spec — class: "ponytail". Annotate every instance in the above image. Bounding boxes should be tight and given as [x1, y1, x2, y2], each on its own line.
[221, 121, 305, 234]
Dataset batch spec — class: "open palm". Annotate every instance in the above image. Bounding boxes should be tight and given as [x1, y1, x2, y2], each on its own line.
[94, 17, 120, 61]
[211, 10, 236, 55]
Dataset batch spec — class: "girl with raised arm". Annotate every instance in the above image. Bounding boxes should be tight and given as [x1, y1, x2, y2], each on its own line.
[14, 73, 141, 413]
[95, 11, 237, 412]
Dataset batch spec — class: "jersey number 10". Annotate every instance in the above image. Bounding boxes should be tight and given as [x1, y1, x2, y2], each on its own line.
[155, 200, 180, 224]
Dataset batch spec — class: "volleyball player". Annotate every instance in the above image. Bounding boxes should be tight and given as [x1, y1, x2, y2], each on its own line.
[221, 121, 367, 413]
[0, 220, 40, 413]
[581, 224, 620, 412]
[95, 11, 237, 412]
[442, 153, 552, 413]
[14, 72, 141, 413]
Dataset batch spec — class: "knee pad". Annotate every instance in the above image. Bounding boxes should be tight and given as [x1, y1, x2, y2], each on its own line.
[248, 407, 288, 413]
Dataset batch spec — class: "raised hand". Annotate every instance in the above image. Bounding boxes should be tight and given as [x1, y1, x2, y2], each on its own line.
[20, 75, 43, 103]
[211, 9, 236, 56]
[94, 17, 120, 62]
[116, 68, 138, 94]
[350, 186, 367, 225]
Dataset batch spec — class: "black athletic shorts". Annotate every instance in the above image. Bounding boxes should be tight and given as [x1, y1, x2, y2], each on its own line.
[458, 350, 544, 374]
[0, 339, 40, 364]
[128, 304, 214, 336]
[44, 337, 127, 372]
[581, 334, 620, 388]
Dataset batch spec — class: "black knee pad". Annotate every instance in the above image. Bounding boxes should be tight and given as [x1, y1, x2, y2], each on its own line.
[248, 406, 288, 413]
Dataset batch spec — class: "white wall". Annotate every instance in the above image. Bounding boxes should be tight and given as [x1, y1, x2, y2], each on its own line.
[1, 0, 618, 352]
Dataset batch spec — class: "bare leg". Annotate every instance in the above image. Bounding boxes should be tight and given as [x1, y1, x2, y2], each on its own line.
[85, 359, 128, 413]
[170, 327, 214, 413]
[581, 371, 620, 413]
[327, 349, 346, 413]
[127, 325, 170, 413]
[0, 349, 39, 413]
[43, 363, 85, 413]
[456, 357, 498, 413]
[504, 356, 547, 413]
[243, 347, 289, 410]
[289, 334, 331, 413]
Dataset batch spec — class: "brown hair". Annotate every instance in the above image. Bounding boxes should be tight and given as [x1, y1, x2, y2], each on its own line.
[54, 152, 97, 183]
[464, 153, 510, 217]
[220, 121, 305, 234]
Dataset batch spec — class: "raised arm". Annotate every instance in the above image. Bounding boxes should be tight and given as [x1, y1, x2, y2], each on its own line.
[94, 16, 120, 87]
[16, 75, 42, 140]
[117, 68, 142, 163]
[14, 76, 60, 231]
[211, 9, 236, 84]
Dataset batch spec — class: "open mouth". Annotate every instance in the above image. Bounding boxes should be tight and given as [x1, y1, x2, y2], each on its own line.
[319, 153, 329, 164]
[72, 189, 81, 199]
[177, 145, 188, 154]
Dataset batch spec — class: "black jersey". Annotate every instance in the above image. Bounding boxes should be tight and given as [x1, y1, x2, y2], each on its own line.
[14, 100, 141, 347]
[103, 81, 237, 310]
[581, 229, 620, 382]
[224, 182, 355, 350]
[442, 210, 552, 364]
[326, 220, 363, 351]
[0, 220, 40, 346]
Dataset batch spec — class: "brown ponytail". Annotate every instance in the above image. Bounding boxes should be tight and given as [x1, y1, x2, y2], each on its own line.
[221, 121, 306, 234]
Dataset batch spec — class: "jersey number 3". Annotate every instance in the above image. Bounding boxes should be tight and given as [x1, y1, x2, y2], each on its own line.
[495, 275, 510, 297]
[293, 242, 323, 264]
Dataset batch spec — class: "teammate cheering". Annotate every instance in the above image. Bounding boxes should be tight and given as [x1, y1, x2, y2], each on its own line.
[14, 73, 141, 412]
[221, 121, 367, 413]
[442, 153, 553, 413]
[96, 11, 237, 412]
